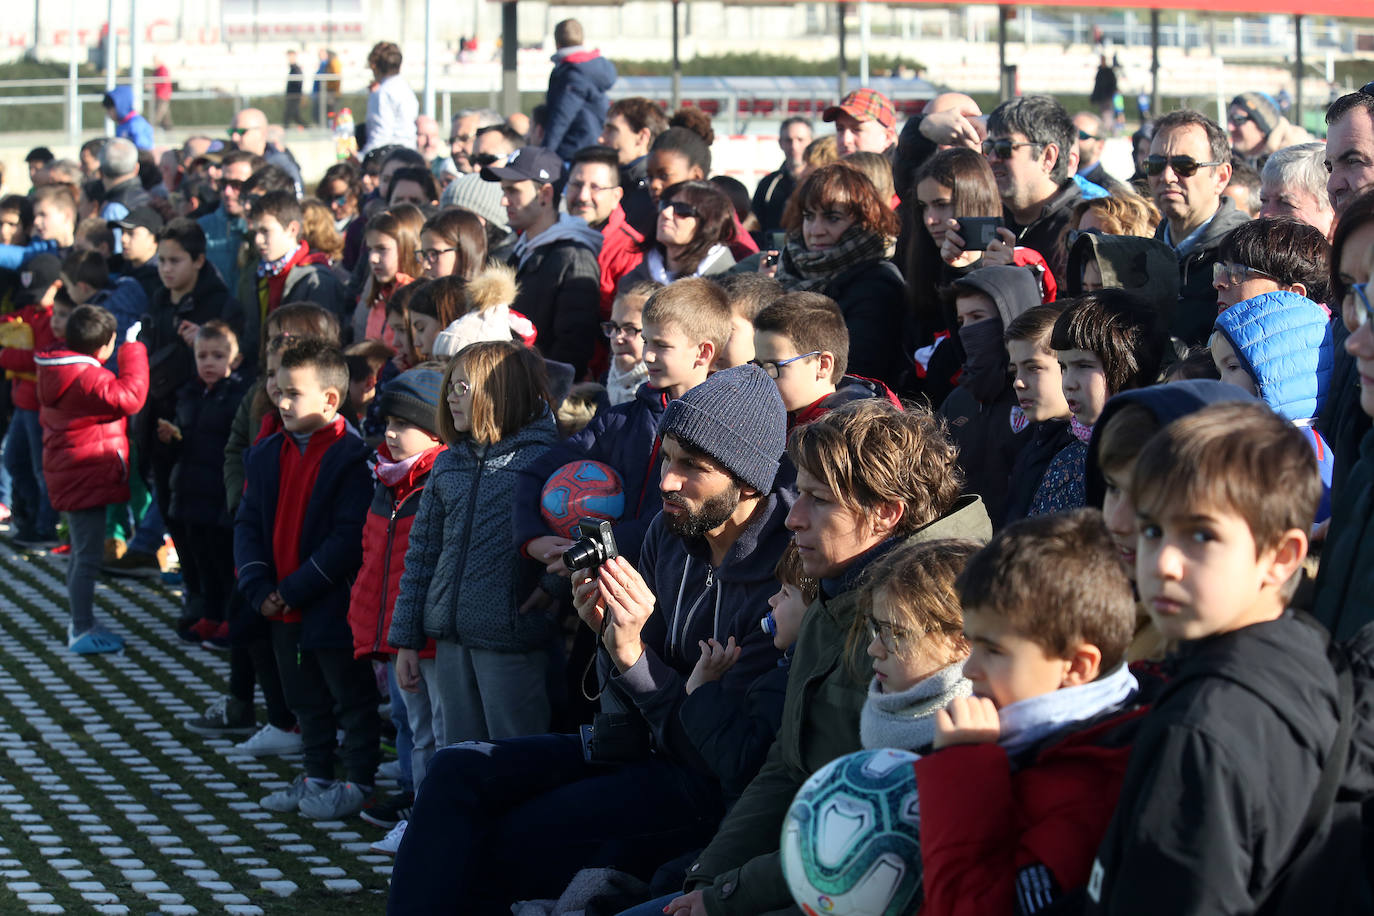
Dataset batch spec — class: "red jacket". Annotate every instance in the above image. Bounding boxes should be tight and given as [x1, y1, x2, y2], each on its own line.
[0, 305, 58, 411]
[914, 705, 1149, 916]
[348, 443, 443, 659]
[598, 206, 645, 318]
[35, 343, 149, 512]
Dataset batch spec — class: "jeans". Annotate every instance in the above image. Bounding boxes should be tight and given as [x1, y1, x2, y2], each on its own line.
[398, 656, 444, 789]
[66, 507, 107, 632]
[387, 733, 723, 915]
[127, 497, 165, 554]
[3, 408, 55, 539]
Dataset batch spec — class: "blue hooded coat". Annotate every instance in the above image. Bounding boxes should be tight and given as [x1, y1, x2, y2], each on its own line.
[104, 86, 154, 150]
[542, 47, 617, 161]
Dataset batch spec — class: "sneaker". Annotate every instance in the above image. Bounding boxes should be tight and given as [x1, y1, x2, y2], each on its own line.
[50, 543, 71, 557]
[370, 820, 407, 855]
[103, 537, 127, 564]
[102, 549, 161, 578]
[202, 621, 231, 651]
[260, 774, 330, 813]
[359, 790, 413, 828]
[376, 759, 405, 782]
[68, 625, 124, 654]
[183, 696, 257, 736]
[231, 723, 303, 757]
[298, 780, 371, 820]
[176, 618, 217, 645]
[12, 535, 60, 552]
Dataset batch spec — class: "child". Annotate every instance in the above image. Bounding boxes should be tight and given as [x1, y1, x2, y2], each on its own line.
[937, 266, 1042, 525]
[352, 208, 420, 346]
[384, 281, 422, 369]
[236, 337, 380, 818]
[516, 277, 732, 571]
[1029, 290, 1165, 516]
[1001, 304, 1072, 525]
[1211, 289, 1335, 521]
[60, 247, 147, 344]
[159, 321, 252, 648]
[714, 273, 782, 371]
[0, 186, 78, 270]
[603, 279, 658, 406]
[1086, 401, 1349, 912]
[915, 509, 1143, 915]
[752, 291, 899, 430]
[347, 365, 446, 854]
[35, 305, 149, 652]
[857, 538, 979, 752]
[1, 253, 65, 549]
[344, 338, 396, 437]
[430, 265, 538, 361]
[389, 341, 559, 745]
[405, 276, 459, 361]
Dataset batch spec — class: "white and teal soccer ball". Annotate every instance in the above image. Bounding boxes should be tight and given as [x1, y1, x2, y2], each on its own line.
[780, 748, 923, 916]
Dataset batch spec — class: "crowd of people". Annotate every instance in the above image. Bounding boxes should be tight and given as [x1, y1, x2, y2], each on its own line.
[2, 23, 1374, 915]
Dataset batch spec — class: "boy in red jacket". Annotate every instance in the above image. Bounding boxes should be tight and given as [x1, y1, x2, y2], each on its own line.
[914, 509, 1144, 915]
[35, 304, 149, 653]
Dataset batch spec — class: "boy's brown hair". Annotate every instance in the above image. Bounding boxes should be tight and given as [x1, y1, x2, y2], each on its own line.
[1095, 403, 1161, 479]
[64, 304, 117, 355]
[266, 303, 341, 344]
[278, 336, 349, 399]
[718, 273, 783, 322]
[438, 341, 553, 446]
[247, 190, 303, 234]
[33, 185, 78, 222]
[774, 541, 818, 605]
[957, 509, 1136, 673]
[76, 217, 115, 255]
[196, 319, 240, 356]
[849, 538, 981, 668]
[754, 292, 850, 381]
[344, 339, 395, 383]
[642, 277, 733, 355]
[1050, 290, 1166, 395]
[1131, 401, 1321, 556]
[788, 399, 962, 539]
[1004, 302, 1067, 350]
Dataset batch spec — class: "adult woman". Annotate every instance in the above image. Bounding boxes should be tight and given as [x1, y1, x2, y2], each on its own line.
[419, 207, 488, 280]
[625, 180, 737, 285]
[315, 162, 361, 231]
[774, 161, 908, 393]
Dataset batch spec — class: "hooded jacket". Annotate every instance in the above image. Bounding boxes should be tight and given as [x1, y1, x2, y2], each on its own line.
[35, 343, 149, 512]
[1085, 613, 1360, 915]
[89, 275, 150, 344]
[1065, 233, 1180, 320]
[0, 304, 59, 411]
[509, 216, 602, 377]
[1213, 290, 1332, 424]
[197, 205, 247, 293]
[104, 86, 154, 150]
[543, 46, 617, 161]
[388, 414, 559, 653]
[602, 490, 795, 777]
[938, 265, 1042, 524]
[684, 497, 994, 916]
[1153, 196, 1252, 346]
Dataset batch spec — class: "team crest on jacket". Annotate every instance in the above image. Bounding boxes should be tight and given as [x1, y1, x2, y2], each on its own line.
[1009, 404, 1029, 434]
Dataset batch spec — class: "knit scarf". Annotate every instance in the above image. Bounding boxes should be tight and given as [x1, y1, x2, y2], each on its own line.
[998, 662, 1138, 757]
[605, 361, 650, 406]
[775, 225, 895, 293]
[257, 242, 306, 279]
[860, 661, 972, 752]
[1070, 416, 1095, 444]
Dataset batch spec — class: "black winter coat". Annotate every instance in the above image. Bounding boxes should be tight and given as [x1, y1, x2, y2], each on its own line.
[822, 259, 912, 395]
[511, 238, 601, 378]
[168, 373, 252, 526]
[1007, 179, 1082, 291]
[1002, 418, 1075, 526]
[938, 384, 1031, 527]
[1152, 196, 1252, 347]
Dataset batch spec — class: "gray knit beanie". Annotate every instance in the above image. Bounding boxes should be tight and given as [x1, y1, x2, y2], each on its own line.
[441, 173, 509, 232]
[377, 365, 444, 437]
[658, 364, 788, 494]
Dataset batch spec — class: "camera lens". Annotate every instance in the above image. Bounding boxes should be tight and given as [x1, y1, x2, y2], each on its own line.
[563, 539, 604, 572]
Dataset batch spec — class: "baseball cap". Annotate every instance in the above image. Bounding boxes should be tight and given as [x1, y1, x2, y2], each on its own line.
[15, 254, 62, 306]
[822, 89, 896, 129]
[114, 206, 165, 234]
[480, 146, 563, 185]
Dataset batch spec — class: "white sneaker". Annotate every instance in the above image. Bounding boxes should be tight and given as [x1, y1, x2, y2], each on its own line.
[231, 723, 304, 757]
[260, 774, 329, 812]
[298, 780, 370, 820]
[370, 819, 407, 855]
[377, 759, 405, 781]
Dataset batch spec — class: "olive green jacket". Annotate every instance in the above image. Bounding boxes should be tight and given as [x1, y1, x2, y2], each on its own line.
[683, 495, 993, 915]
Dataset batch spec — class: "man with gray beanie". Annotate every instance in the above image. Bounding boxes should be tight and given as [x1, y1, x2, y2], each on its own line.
[388, 364, 796, 914]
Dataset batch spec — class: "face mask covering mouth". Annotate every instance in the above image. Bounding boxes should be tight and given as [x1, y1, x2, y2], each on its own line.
[958, 317, 1010, 403]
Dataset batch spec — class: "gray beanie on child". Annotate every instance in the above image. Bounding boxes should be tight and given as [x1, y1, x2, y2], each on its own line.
[657, 364, 788, 494]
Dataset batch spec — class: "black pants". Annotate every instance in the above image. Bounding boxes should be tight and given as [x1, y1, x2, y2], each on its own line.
[177, 522, 235, 622]
[270, 620, 381, 783]
[228, 631, 297, 730]
[284, 93, 308, 128]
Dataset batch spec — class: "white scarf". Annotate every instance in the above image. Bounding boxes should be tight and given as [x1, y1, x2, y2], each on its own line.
[860, 661, 972, 752]
[606, 361, 650, 406]
[998, 662, 1138, 757]
[643, 245, 728, 285]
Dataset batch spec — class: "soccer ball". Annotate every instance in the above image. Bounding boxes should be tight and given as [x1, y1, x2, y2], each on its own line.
[540, 460, 626, 539]
[781, 748, 924, 916]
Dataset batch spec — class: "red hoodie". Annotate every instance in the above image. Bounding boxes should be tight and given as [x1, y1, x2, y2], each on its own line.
[0, 305, 59, 411]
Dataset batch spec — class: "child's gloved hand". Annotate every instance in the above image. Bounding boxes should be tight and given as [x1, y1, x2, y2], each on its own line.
[124, 321, 142, 344]
[685, 637, 741, 695]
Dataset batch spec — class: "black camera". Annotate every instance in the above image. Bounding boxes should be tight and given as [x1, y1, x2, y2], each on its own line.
[563, 518, 619, 573]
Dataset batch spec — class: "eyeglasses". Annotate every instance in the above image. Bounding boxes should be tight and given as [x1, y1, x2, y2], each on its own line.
[658, 199, 700, 220]
[863, 613, 923, 656]
[419, 247, 456, 262]
[600, 320, 641, 339]
[1144, 155, 1223, 177]
[749, 351, 820, 379]
[566, 181, 617, 197]
[449, 378, 471, 397]
[1212, 261, 1275, 287]
[1077, 128, 1100, 141]
[330, 194, 350, 208]
[981, 139, 1043, 160]
[1344, 282, 1373, 330]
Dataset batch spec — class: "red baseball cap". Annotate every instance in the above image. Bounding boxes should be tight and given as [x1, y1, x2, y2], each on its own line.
[822, 89, 896, 129]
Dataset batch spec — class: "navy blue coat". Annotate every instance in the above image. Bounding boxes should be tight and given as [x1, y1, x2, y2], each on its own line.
[167, 373, 252, 527]
[543, 49, 617, 162]
[234, 423, 373, 650]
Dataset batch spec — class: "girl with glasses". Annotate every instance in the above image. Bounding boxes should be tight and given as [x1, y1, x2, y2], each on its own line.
[418, 208, 487, 281]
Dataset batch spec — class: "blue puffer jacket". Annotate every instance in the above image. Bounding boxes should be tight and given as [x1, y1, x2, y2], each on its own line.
[389, 413, 559, 653]
[542, 47, 617, 162]
[105, 86, 154, 150]
[1213, 290, 1333, 423]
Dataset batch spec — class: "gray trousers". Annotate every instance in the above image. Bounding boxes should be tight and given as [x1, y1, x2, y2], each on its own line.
[66, 507, 107, 633]
[432, 640, 551, 746]
[397, 656, 445, 788]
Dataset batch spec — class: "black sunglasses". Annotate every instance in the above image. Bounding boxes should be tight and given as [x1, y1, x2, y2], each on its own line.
[1361, 80, 1374, 97]
[981, 138, 1043, 160]
[1144, 155, 1223, 178]
[470, 153, 500, 168]
[1077, 128, 1100, 141]
[658, 199, 700, 220]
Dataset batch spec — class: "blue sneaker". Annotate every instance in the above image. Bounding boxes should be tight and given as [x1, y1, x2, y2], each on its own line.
[68, 626, 124, 655]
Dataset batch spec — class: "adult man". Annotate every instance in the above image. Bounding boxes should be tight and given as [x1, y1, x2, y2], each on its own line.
[565, 145, 644, 316]
[823, 88, 898, 157]
[1222, 158, 1262, 218]
[388, 363, 794, 915]
[98, 138, 150, 253]
[1073, 111, 1127, 194]
[362, 41, 419, 154]
[1324, 83, 1374, 217]
[228, 108, 302, 190]
[152, 57, 173, 130]
[1259, 142, 1335, 239]
[25, 147, 54, 188]
[600, 97, 668, 236]
[751, 117, 812, 235]
[112, 206, 164, 304]
[1148, 109, 1249, 345]
[482, 146, 601, 376]
[1227, 91, 1311, 170]
[197, 149, 262, 292]
[415, 114, 444, 164]
[472, 123, 522, 169]
[284, 50, 307, 129]
[542, 19, 617, 162]
[981, 95, 1082, 288]
[449, 108, 503, 173]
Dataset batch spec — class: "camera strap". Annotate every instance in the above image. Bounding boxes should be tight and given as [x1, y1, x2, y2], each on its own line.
[581, 613, 611, 703]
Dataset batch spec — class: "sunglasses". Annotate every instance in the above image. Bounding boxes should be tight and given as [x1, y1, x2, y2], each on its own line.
[981, 138, 1043, 160]
[1213, 261, 1275, 287]
[226, 126, 255, 138]
[470, 153, 500, 168]
[658, 199, 700, 220]
[1077, 128, 1100, 141]
[1228, 110, 1252, 125]
[222, 178, 246, 192]
[1145, 155, 1223, 177]
[600, 320, 642, 339]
